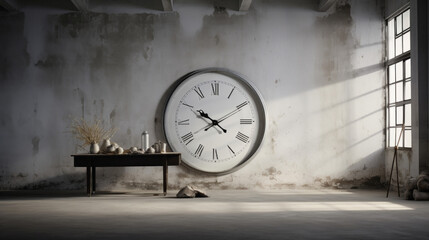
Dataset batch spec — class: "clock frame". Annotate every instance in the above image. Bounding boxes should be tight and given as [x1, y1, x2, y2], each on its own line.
[163, 68, 267, 175]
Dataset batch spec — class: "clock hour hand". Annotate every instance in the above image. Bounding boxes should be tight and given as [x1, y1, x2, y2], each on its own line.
[197, 110, 227, 133]
[196, 110, 213, 121]
[203, 107, 243, 132]
[204, 122, 227, 133]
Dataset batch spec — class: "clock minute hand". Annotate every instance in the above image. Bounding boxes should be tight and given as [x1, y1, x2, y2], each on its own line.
[217, 107, 243, 123]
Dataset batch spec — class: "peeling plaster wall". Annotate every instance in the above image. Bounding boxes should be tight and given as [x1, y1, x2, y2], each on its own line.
[385, 148, 414, 192]
[0, 0, 385, 190]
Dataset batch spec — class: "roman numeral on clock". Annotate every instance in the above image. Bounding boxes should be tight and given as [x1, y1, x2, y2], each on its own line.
[213, 148, 218, 160]
[227, 87, 235, 99]
[236, 132, 249, 143]
[178, 119, 190, 125]
[181, 102, 194, 108]
[195, 144, 204, 157]
[211, 82, 219, 96]
[181, 132, 194, 145]
[240, 119, 253, 124]
[236, 101, 248, 109]
[227, 145, 235, 155]
[194, 87, 205, 99]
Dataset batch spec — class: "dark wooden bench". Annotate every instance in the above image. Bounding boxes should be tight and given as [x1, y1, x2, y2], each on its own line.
[72, 153, 181, 196]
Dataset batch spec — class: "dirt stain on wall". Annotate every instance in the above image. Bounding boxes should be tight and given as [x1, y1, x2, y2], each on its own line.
[35, 55, 65, 69]
[73, 88, 85, 118]
[109, 109, 116, 124]
[32, 136, 40, 156]
[314, 176, 383, 189]
[315, 2, 356, 82]
[262, 167, 282, 181]
[0, 12, 30, 84]
[50, 12, 158, 100]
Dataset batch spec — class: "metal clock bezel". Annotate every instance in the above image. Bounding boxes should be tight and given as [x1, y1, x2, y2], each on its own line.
[162, 68, 268, 175]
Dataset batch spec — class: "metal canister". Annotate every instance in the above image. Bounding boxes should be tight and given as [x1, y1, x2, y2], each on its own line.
[141, 131, 149, 151]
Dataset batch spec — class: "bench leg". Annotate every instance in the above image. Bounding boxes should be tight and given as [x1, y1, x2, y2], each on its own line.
[86, 166, 92, 197]
[92, 166, 96, 194]
[163, 161, 168, 196]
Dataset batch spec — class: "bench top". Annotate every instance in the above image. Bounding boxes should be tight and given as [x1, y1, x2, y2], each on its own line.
[71, 152, 181, 157]
[72, 152, 181, 167]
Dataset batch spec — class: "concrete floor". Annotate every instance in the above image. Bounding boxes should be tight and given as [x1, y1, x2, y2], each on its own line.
[0, 189, 428, 240]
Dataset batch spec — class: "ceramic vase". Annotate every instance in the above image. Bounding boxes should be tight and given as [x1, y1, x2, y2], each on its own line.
[90, 143, 100, 154]
[153, 142, 161, 153]
[161, 142, 167, 153]
[101, 139, 111, 153]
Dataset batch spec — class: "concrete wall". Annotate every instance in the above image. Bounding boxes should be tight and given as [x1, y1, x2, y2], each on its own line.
[0, 0, 386, 190]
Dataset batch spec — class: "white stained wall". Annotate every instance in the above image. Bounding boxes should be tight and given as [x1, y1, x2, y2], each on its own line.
[0, 0, 385, 190]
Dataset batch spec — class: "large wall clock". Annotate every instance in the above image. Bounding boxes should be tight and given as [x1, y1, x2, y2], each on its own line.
[163, 68, 267, 175]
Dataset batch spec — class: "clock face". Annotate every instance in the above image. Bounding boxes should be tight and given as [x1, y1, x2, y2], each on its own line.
[163, 68, 267, 175]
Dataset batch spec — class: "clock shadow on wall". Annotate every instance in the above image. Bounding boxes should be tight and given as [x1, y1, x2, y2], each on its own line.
[155, 68, 267, 176]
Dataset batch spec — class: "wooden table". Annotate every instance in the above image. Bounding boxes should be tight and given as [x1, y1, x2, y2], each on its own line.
[72, 153, 181, 196]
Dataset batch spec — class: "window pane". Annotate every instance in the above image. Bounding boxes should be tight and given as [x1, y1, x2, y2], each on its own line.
[386, 9, 412, 149]
[403, 10, 410, 30]
[405, 59, 411, 78]
[397, 106, 403, 125]
[389, 85, 396, 103]
[396, 82, 403, 102]
[389, 106, 395, 127]
[389, 128, 396, 147]
[396, 15, 403, 34]
[404, 130, 412, 148]
[389, 64, 395, 84]
[404, 81, 411, 100]
[396, 127, 404, 147]
[395, 62, 403, 81]
[405, 104, 411, 126]
[403, 31, 410, 52]
[395, 36, 403, 56]
[388, 19, 395, 60]
[386, 111, 389, 139]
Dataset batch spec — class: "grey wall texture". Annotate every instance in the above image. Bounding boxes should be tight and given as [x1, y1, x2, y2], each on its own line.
[0, 0, 386, 190]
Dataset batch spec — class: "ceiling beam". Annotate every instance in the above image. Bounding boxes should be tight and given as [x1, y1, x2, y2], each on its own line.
[70, 0, 89, 12]
[318, 0, 336, 12]
[0, 0, 17, 11]
[161, 0, 173, 11]
[238, 0, 252, 11]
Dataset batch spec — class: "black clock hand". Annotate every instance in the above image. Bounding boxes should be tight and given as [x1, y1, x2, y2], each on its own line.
[203, 107, 243, 132]
[196, 110, 213, 121]
[197, 110, 227, 133]
[203, 107, 243, 131]
[204, 121, 227, 133]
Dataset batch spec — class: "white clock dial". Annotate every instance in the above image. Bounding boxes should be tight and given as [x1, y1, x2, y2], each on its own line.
[164, 68, 267, 175]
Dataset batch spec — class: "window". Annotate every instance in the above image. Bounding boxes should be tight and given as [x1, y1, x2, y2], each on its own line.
[386, 9, 411, 148]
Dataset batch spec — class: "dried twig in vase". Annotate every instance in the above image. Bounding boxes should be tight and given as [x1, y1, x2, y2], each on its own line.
[71, 118, 117, 147]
